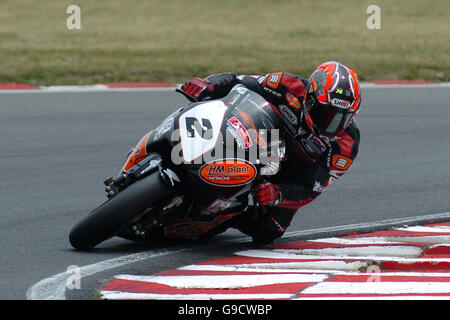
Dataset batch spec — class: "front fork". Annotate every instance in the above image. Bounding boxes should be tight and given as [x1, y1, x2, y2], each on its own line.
[103, 153, 167, 199]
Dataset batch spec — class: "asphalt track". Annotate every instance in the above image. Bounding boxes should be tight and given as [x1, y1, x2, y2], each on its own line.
[0, 85, 449, 300]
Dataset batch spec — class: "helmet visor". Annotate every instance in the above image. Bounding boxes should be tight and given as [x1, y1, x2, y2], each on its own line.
[306, 96, 350, 136]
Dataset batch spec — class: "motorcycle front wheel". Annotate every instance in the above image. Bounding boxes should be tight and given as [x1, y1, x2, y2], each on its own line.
[69, 171, 174, 250]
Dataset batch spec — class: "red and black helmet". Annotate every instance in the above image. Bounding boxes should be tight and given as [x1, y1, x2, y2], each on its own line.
[304, 61, 361, 137]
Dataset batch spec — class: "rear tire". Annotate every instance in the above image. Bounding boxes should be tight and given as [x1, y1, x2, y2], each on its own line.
[69, 171, 173, 250]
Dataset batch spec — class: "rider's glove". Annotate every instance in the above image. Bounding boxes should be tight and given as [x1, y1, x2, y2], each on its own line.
[180, 77, 211, 101]
[254, 182, 281, 206]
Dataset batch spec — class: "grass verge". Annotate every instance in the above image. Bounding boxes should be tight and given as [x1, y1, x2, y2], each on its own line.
[0, 0, 448, 85]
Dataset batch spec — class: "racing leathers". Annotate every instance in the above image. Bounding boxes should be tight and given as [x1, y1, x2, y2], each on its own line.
[182, 72, 360, 245]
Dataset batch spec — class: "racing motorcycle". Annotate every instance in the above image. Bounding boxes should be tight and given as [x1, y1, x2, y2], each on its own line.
[69, 85, 286, 250]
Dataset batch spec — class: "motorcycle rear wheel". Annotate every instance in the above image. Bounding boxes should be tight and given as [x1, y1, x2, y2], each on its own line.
[69, 171, 174, 250]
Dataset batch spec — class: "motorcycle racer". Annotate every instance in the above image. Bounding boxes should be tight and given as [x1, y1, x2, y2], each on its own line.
[180, 61, 361, 245]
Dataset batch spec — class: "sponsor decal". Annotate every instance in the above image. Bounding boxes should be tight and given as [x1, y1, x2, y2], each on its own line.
[153, 109, 179, 141]
[332, 155, 353, 170]
[278, 105, 298, 125]
[239, 111, 267, 147]
[329, 169, 345, 179]
[331, 98, 351, 109]
[299, 133, 327, 158]
[202, 199, 232, 215]
[140, 159, 162, 175]
[266, 72, 282, 89]
[226, 93, 241, 106]
[300, 139, 318, 158]
[199, 159, 256, 187]
[162, 196, 184, 211]
[226, 116, 253, 149]
[234, 85, 249, 95]
[297, 126, 307, 136]
[286, 93, 302, 110]
[262, 86, 283, 98]
[310, 69, 327, 96]
[327, 175, 337, 185]
[168, 222, 205, 239]
[308, 133, 327, 152]
[313, 181, 327, 193]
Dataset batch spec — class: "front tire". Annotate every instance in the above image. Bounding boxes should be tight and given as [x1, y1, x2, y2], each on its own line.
[69, 171, 173, 250]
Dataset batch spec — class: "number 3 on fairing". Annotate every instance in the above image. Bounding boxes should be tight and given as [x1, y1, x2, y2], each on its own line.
[178, 100, 227, 162]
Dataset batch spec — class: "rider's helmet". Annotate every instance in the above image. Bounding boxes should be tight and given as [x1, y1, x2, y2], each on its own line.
[303, 61, 361, 137]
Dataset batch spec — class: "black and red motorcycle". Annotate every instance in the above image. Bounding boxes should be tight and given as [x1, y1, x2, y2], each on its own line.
[69, 85, 285, 250]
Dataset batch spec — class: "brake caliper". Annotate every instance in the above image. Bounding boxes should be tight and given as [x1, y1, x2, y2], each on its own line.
[103, 173, 129, 199]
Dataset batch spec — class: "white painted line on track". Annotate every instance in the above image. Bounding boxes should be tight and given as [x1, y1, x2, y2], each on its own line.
[282, 212, 450, 240]
[294, 296, 450, 300]
[300, 281, 450, 295]
[26, 247, 192, 300]
[259, 245, 424, 257]
[26, 212, 450, 300]
[235, 249, 450, 262]
[180, 264, 450, 277]
[26, 235, 252, 300]
[100, 291, 292, 300]
[114, 273, 328, 288]
[397, 226, 450, 233]
[180, 261, 368, 273]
